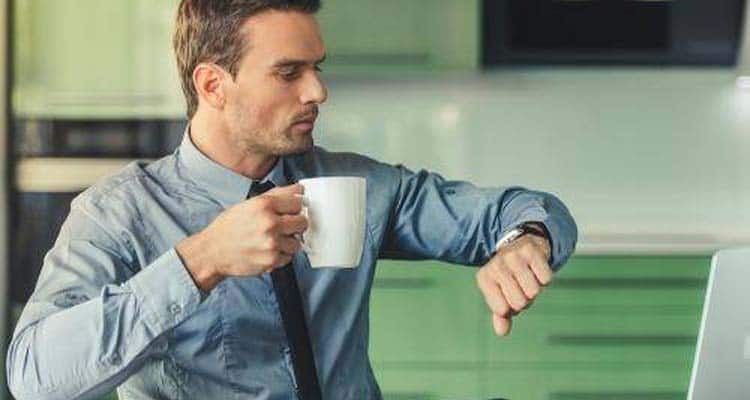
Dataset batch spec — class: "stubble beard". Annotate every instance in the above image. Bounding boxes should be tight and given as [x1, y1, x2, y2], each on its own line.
[229, 105, 314, 157]
[235, 125, 314, 158]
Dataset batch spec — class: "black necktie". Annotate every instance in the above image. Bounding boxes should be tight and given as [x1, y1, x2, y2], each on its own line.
[246, 181, 322, 400]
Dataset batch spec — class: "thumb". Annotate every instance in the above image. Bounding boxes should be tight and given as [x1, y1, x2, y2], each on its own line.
[492, 313, 512, 336]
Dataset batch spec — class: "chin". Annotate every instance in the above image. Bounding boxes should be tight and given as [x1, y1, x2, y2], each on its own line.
[275, 137, 314, 156]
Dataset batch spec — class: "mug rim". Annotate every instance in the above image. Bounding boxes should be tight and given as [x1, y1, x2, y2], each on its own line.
[298, 176, 366, 183]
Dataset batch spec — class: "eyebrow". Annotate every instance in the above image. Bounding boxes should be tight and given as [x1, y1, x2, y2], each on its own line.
[272, 54, 327, 69]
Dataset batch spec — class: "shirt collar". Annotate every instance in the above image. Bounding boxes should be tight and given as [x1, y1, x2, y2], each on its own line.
[177, 125, 287, 207]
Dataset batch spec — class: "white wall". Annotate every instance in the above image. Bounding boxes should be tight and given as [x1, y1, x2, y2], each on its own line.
[317, 68, 750, 254]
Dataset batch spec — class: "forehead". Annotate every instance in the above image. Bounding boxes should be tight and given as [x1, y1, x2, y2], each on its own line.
[241, 10, 325, 66]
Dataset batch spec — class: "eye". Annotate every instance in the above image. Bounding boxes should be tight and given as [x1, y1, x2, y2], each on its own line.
[279, 67, 300, 80]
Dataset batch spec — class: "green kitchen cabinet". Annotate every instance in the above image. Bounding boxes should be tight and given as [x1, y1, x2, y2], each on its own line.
[13, 0, 479, 118]
[368, 263, 484, 364]
[317, 0, 479, 74]
[479, 365, 689, 400]
[374, 369, 482, 400]
[13, 0, 183, 118]
[369, 256, 711, 399]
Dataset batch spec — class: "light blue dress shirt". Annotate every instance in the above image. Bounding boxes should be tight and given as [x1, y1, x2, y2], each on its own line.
[7, 129, 577, 400]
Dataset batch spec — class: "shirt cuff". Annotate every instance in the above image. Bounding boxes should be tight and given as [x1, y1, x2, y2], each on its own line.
[127, 248, 203, 334]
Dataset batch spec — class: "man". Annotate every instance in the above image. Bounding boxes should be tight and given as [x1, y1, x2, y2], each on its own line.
[6, 1, 577, 399]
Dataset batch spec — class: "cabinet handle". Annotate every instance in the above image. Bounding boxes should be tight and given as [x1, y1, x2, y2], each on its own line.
[554, 277, 705, 289]
[381, 393, 435, 400]
[373, 277, 435, 290]
[547, 334, 696, 346]
[328, 53, 431, 66]
[549, 391, 684, 400]
[46, 93, 166, 106]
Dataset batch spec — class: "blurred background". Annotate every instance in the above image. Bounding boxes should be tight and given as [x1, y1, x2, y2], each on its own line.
[2, 0, 750, 399]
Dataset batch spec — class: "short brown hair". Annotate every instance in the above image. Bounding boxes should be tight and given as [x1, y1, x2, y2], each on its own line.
[173, 0, 321, 118]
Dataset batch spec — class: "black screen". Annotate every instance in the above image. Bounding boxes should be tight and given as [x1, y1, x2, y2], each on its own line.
[483, 0, 746, 66]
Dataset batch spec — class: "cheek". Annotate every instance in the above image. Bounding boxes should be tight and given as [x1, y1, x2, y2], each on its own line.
[228, 81, 296, 131]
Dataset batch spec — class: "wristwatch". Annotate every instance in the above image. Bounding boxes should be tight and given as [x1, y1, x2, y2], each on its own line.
[494, 222, 549, 252]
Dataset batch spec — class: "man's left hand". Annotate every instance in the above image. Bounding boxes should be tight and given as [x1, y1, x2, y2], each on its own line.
[475, 234, 553, 337]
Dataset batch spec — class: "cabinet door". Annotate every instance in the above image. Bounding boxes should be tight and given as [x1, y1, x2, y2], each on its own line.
[369, 261, 484, 364]
[14, 0, 181, 118]
[483, 314, 701, 364]
[316, 0, 478, 73]
[480, 365, 688, 400]
[375, 369, 481, 400]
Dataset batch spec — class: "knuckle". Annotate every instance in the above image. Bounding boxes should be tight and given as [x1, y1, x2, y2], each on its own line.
[262, 218, 280, 233]
[497, 302, 510, 316]
[266, 238, 280, 251]
[511, 299, 527, 312]
[255, 196, 273, 210]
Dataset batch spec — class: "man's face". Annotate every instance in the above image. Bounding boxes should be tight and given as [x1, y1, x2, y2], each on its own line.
[223, 10, 327, 157]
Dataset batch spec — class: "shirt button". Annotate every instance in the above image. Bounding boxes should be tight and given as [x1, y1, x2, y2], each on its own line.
[169, 304, 182, 315]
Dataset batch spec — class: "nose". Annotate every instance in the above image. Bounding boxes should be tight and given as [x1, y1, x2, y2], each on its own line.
[300, 70, 328, 106]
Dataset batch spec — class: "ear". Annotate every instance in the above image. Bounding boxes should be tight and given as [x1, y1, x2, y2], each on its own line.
[193, 63, 230, 110]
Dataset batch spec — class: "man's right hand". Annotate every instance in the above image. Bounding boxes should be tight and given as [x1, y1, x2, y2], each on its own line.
[176, 183, 308, 292]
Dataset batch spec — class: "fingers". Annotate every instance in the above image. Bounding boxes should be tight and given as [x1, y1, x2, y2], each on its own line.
[274, 235, 302, 256]
[487, 258, 529, 312]
[279, 214, 308, 235]
[492, 313, 512, 336]
[527, 246, 553, 286]
[477, 236, 557, 337]
[264, 183, 304, 214]
[508, 257, 541, 300]
[476, 269, 515, 336]
[476, 269, 511, 317]
[267, 182, 304, 196]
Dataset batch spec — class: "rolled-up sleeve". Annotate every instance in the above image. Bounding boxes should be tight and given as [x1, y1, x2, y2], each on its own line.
[6, 204, 203, 400]
[379, 166, 577, 270]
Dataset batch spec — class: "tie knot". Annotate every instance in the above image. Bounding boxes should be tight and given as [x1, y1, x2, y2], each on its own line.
[247, 180, 275, 198]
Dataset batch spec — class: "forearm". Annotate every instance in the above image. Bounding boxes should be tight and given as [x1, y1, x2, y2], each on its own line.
[383, 166, 577, 268]
[6, 249, 202, 400]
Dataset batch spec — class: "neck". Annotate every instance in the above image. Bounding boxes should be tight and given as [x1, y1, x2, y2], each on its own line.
[189, 110, 277, 180]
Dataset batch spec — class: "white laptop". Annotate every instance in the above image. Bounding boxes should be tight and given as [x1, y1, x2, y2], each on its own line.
[688, 247, 750, 399]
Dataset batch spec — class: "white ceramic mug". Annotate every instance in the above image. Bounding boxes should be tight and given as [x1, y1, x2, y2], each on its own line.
[298, 177, 366, 268]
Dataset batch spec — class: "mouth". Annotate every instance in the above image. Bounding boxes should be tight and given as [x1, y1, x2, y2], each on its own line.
[291, 113, 318, 132]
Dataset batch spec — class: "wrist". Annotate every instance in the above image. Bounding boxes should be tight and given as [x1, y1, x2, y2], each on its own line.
[176, 232, 224, 292]
[495, 222, 551, 256]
